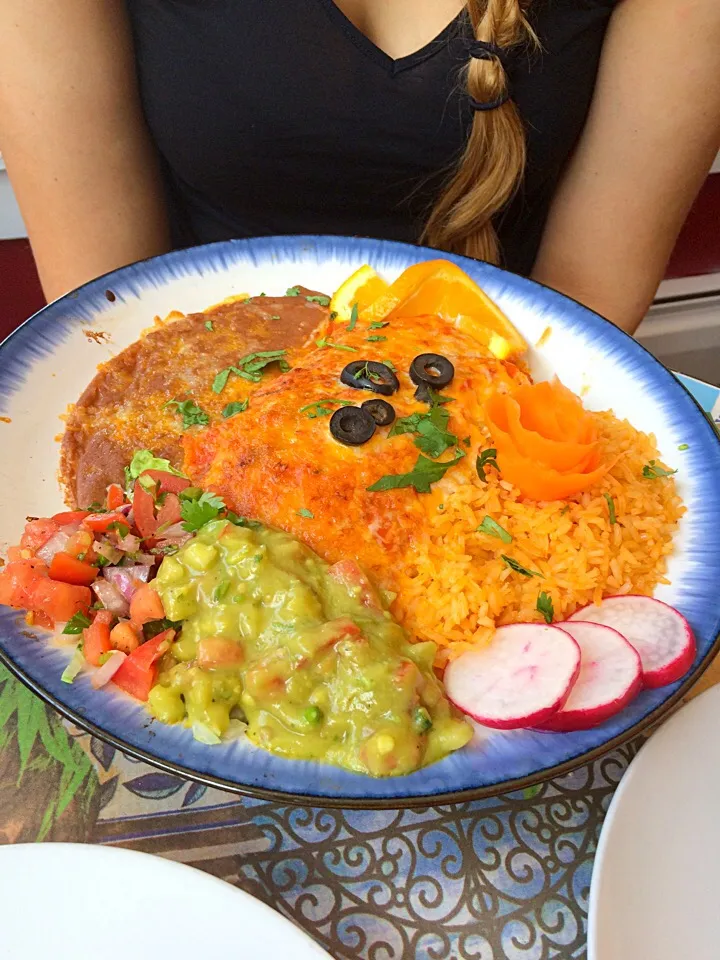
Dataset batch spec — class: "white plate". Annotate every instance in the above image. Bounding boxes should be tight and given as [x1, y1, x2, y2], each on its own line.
[0, 843, 332, 960]
[588, 683, 720, 960]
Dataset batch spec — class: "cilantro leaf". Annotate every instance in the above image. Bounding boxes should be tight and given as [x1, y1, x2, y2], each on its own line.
[315, 338, 357, 352]
[367, 450, 465, 494]
[306, 295, 331, 306]
[164, 399, 210, 429]
[381, 359, 397, 371]
[389, 402, 457, 459]
[181, 491, 227, 531]
[536, 591, 554, 624]
[299, 398, 352, 419]
[347, 303, 359, 331]
[143, 618, 183, 641]
[604, 492, 617, 524]
[642, 459, 677, 479]
[222, 400, 248, 419]
[212, 369, 232, 394]
[366, 335, 387, 343]
[477, 516, 512, 544]
[413, 418, 458, 459]
[476, 448, 499, 482]
[286, 286, 301, 296]
[296, 508, 314, 519]
[369, 320, 389, 329]
[214, 351, 290, 392]
[226, 512, 262, 530]
[205, 320, 214, 331]
[501, 555, 543, 578]
[62, 612, 92, 635]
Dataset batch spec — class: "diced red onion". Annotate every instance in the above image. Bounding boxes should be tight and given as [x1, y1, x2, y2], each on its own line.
[159, 523, 187, 539]
[134, 552, 158, 566]
[91, 651, 127, 688]
[103, 564, 152, 602]
[36, 530, 71, 565]
[92, 579, 130, 617]
[96, 540, 123, 564]
[116, 504, 133, 517]
[117, 533, 141, 553]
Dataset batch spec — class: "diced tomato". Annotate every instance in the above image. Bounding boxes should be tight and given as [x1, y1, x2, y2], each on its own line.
[0, 558, 90, 625]
[83, 610, 113, 667]
[133, 481, 158, 539]
[110, 620, 141, 654]
[129, 585, 165, 626]
[49, 552, 98, 587]
[156, 493, 182, 531]
[30, 579, 91, 624]
[31, 611, 54, 631]
[106, 483, 125, 511]
[141, 470, 190, 495]
[112, 629, 174, 701]
[197, 637, 245, 670]
[21, 518, 60, 552]
[65, 530, 94, 560]
[83, 512, 129, 534]
[51, 511, 90, 527]
[328, 560, 382, 610]
[0, 559, 48, 608]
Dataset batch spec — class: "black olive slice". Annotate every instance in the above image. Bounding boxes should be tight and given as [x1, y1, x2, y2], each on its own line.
[340, 360, 400, 397]
[361, 398, 396, 427]
[329, 406, 376, 446]
[409, 353, 455, 391]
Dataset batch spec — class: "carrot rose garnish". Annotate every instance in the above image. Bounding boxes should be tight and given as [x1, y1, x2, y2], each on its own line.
[484, 378, 612, 501]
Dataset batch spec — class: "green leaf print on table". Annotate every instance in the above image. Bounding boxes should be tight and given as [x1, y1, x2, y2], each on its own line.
[0, 664, 99, 842]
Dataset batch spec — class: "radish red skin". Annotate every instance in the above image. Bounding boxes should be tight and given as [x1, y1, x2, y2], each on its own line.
[535, 622, 643, 732]
[569, 595, 696, 689]
[444, 624, 581, 730]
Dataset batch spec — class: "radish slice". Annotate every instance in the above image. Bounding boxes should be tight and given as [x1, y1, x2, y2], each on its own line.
[535, 622, 642, 732]
[444, 623, 581, 729]
[569, 595, 696, 688]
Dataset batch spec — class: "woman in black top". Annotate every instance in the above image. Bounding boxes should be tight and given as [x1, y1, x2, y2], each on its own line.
[0, 0, 718, 332]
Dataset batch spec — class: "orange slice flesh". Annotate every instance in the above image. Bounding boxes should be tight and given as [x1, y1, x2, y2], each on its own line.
[382, 261, 527, 357]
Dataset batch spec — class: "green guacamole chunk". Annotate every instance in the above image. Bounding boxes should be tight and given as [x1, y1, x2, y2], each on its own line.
[151, 519, 472, 776]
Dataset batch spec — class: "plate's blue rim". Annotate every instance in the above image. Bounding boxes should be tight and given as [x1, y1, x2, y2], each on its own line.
[1, 234, 720, 809]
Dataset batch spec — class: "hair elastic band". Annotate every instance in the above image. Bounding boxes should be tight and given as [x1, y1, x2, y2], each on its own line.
[467, 39, 511, 110]
[469, 91, 510, 112]
[467, 39, 510, 70]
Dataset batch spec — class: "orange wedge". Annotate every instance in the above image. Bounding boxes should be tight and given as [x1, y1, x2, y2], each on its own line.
[358, 260, 446, 325]
[329, 265, 389, 324]
[360, 259, 526, 357]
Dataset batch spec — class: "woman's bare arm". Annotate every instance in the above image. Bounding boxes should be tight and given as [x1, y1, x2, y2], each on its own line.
[532, 0, 720, 334]
[0, 0, 170, 302]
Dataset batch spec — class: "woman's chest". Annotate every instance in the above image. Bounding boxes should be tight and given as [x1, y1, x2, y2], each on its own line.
[126, 0, 618, 201]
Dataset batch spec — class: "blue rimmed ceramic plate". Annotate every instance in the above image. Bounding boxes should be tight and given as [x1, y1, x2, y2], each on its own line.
[1, 236, 719, 807]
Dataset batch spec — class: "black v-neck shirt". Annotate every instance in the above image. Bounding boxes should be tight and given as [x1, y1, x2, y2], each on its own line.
[126, 0, 620, 275]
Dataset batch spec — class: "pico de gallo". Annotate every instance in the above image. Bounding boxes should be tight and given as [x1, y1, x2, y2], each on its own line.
[0, 450, 471, 775]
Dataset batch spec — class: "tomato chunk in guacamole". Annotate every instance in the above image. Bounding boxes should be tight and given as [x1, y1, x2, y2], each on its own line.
[151, 519, 472, 777]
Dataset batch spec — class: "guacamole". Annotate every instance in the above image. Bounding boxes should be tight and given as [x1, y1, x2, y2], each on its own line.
[151, 519, 472, 776]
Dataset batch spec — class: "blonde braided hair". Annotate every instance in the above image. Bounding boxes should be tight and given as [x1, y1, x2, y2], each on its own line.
[422, 0, 536, 263]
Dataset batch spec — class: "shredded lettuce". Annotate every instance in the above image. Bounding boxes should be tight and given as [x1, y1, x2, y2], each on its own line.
[61, 644, 85, 684]
[125, 450, 186, 485]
